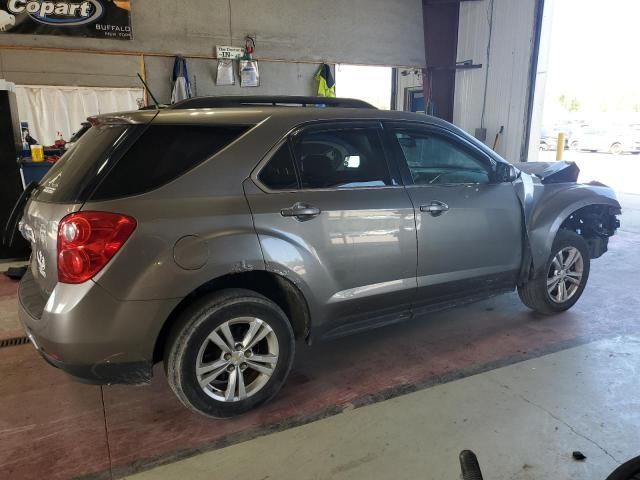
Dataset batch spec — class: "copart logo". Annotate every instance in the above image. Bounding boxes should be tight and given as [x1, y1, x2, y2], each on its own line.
[7, 0, 103, 26]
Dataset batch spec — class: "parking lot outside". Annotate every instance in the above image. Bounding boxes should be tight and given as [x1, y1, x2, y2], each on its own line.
[538, 150, 640, 233]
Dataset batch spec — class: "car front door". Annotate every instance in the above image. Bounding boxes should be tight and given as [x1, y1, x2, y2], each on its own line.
[385, 123, 523, 314]
[245, 121, 417, 338]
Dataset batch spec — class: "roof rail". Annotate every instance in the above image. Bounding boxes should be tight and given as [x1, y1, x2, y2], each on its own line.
[170, 96, 376, 110]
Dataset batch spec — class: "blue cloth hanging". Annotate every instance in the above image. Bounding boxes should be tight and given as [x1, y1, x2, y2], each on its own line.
[171, 55, 193, 103]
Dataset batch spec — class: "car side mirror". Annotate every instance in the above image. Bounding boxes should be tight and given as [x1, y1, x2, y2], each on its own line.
[495, 163, 520, 183]
[509, 165, 520, 182]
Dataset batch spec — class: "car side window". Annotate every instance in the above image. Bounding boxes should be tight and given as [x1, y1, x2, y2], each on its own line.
[258, 143, 298, 190]
[92, 124, 249, 199]
[293, 127, 392, 189]
[393, 129, 490, 185]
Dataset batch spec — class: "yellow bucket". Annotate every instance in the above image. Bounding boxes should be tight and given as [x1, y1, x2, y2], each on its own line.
[30, 145, 44, 162]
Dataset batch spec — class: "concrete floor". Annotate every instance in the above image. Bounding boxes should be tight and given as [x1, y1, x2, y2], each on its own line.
[0, 228, 636, 479]
[538, 151, 640, 233]
[127, 336, 640, 480]
[0, 158, 638, 479]
[0, 260, 28, 271]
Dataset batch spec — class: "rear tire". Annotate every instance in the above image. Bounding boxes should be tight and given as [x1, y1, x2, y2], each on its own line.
[518, 229, 590, 315]
[164, 289, 295, 418]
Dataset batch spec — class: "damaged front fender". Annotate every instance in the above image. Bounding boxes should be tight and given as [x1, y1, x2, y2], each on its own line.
[513, 165, 621, 282]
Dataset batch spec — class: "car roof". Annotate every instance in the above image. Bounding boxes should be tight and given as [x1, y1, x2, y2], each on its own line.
[92, 105, 452, 129]
[172, 95, 377, 109]
[89, 96, 509, 165]
[89, 95, 447, 127]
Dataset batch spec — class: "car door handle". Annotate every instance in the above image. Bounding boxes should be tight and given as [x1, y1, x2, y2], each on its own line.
[280, 203, 321, 220]
[420, 201, 449, 216]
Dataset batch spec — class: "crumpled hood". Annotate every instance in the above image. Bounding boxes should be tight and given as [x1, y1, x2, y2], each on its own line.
[514, 161, 580, 184]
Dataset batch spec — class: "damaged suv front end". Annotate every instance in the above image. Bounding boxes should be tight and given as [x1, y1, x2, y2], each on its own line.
[514, 160, 620, 282]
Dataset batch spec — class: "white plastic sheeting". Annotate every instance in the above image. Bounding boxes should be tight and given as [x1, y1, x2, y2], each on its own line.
[454, 0, 537, 162]
[15, 85, 143, 146]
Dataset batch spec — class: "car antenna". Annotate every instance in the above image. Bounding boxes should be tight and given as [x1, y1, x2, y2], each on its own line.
[137, 73, 160, 109]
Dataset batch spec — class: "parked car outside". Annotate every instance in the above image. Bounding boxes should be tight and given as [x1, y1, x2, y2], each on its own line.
[539, 126, 570, 151]
[14, 96, 621, 417]
[575, 125, 640, 154]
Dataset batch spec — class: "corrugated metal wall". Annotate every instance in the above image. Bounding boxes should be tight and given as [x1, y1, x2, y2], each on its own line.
[0, 0, 425, 103]
[454, 0, 537, 162]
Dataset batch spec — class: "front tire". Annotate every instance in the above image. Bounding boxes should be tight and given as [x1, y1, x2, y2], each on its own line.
[518, 229, 590, 315]
[164, 289, 295, 418]
[606, 456, 640, 480]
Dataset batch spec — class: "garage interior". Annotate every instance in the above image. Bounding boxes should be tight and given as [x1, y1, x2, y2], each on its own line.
[0, 1, 638, 479]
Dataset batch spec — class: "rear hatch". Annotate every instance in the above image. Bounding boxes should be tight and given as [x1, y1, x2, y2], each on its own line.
[19, 108, 252, 302]
[19, 118, 146, 300]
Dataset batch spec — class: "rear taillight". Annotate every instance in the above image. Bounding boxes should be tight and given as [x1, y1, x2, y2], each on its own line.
[57, 212, 136, 284]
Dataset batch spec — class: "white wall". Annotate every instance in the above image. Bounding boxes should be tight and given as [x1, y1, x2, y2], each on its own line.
[454, 0, 538, 162]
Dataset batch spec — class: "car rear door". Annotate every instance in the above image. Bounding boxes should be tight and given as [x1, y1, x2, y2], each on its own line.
[244, 121, 417, 338]
[384, 122, 522, 314]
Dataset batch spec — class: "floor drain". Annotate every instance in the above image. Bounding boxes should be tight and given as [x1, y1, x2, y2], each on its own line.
[0, 336, 30, 348]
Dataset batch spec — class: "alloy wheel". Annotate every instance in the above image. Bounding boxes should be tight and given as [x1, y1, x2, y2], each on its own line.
[196, 317, 279, 402]
[547, 246, 584, 303]
[610, 143, 623, 155]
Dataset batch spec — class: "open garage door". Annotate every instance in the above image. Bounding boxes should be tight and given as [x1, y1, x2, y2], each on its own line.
[335, 64, 393, 110]
[527, 0, 640, 232]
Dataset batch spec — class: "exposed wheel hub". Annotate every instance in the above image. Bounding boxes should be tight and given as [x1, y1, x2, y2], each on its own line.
[230, 349, 246, 364]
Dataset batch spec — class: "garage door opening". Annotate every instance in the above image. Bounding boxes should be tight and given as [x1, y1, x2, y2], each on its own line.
[527, 0, 640, 199]
[335, 64, 393, 110]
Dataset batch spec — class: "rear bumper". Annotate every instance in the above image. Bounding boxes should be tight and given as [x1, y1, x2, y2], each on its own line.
[18, 269, 179, 385]
[27, 332, 152, 384]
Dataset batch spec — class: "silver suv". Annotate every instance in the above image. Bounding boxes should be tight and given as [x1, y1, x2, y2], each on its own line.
[15, 96, 620, 417]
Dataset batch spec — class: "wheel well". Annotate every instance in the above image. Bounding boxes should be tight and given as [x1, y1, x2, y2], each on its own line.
[152, 271, 311, 363]
[559, 204, 620, 259]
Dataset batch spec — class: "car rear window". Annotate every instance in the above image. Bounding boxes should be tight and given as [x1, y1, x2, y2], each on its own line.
[34, 125, 129, 203]
[91, 124, 250, 200]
